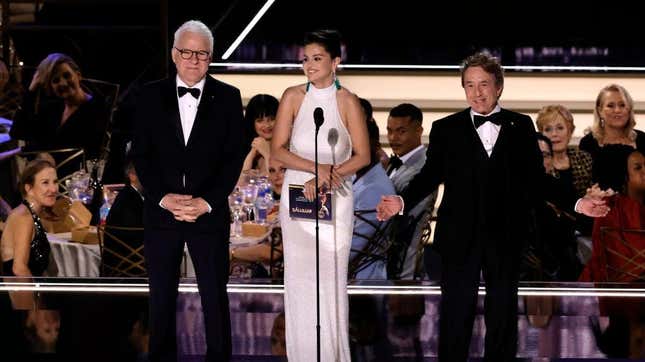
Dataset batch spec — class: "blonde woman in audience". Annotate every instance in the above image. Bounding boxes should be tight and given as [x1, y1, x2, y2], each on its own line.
[580, 84, 645, 191]
[536, 104, 593, 199]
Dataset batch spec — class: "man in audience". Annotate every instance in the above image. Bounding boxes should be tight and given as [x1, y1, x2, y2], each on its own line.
[385, 103, 438, 280]
[132, 20, 247, 362]
[102, 156, 145, 277]
[351, 120, 395, 280]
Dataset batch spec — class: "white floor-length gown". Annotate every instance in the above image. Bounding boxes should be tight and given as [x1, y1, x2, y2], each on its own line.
[279, 83, 353, 361]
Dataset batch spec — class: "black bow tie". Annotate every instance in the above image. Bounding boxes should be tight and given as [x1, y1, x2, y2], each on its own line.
[473, 113, 502, 129]
[177, 86, 201, 99]
[386, 155, 403, 176]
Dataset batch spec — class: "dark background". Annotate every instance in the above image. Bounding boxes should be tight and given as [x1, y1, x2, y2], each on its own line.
[8, 0, 645, 92]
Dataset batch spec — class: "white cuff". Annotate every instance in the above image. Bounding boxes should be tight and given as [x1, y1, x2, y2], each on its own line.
[396, 195, 405, 215]
[574, 198, 582, 214]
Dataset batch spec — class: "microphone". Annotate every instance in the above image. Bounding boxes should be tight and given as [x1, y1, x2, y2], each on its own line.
[327, 128, 338, 148]
[312, 106, 324, 362]
[314, 107, 324, 131]
[327, 128, 347, 196]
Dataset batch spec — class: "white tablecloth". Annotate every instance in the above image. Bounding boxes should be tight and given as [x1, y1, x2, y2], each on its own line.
[47, 232, 101, 278]
[47, 228, 269, 278]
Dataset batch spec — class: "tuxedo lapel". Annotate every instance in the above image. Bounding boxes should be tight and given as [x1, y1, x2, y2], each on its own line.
[163, 78, 185, 147]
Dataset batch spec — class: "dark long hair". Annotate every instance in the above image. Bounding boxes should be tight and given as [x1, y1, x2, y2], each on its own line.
[244, 94, 279, 138]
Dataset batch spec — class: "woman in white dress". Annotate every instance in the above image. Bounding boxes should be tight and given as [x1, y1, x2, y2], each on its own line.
[271, 29, 370, 361]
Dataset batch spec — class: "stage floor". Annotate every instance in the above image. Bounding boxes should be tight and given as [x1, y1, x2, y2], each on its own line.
[0, 279, 644, 360]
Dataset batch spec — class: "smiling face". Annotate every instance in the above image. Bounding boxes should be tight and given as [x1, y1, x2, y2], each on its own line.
[255, 115, 275, 140]
[172, 31, 211, 86]
[50, 63, 82, 100]
[25, 167, 58, 208]
[598, 90, 630, 131]
[302, 43, 339, 88]
[463, 66, 503, 115]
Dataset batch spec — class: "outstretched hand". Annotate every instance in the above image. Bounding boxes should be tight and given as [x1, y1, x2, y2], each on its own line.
[576, 183, 615, 218]
[376, 195, 403, 221]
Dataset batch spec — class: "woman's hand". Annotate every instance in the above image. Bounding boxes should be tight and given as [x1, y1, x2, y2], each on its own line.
[314, 164, 344, 190]
[251, 137, 271, 159]
[28, 70, 42, 92]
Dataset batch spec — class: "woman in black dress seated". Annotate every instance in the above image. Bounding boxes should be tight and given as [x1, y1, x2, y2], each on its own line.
[579, 84, 645, 192]
[1, 159, 57, 277]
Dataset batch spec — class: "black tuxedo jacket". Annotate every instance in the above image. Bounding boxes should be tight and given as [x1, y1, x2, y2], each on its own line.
[401, 108, 543, 263]
[132, 76, 247, 234]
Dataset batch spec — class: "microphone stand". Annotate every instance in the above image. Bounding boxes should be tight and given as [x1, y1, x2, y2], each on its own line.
[314, 124, 321, 362]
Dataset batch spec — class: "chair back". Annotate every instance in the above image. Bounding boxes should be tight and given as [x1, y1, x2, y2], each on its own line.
[349, 209, 391, 279]
[97, 224, 146, 278]
[81, 78, 120, 162]
[598, 226, 645, 283]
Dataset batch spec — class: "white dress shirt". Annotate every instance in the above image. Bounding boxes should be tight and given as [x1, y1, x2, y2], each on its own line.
[470, 104, 501, 157]
[176, 76, 205, 145]
[160, 76, 211, 213]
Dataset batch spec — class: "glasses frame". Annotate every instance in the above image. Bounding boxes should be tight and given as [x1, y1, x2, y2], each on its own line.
[173, 47, 211, 62]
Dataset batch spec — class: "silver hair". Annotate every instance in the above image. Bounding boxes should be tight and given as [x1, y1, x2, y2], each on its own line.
[173, 20, 214, 54]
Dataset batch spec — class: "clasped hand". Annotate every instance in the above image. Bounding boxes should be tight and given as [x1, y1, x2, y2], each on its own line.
[161, 194, 209, 222]
[303, 164, 344, 201]
[577, 183, 615, 218]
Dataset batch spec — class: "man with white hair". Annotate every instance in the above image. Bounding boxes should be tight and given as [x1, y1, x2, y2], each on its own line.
[133, 20, 248, 362]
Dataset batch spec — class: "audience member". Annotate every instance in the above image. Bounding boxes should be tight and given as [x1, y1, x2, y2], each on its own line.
[358, 97, 388, 168]
[579, 84, 645, 191]
[229, 157, 284, 279]
[580, 148, 645, 283]
[101, 157, 145, 277]
[385, 103, 437, 280]
[580, 148, 645, 359]
[11, 53, 110, 175]
[241, 94, 279, 176]
[1, 159, 56, 311]
[350, 118, 394, 280]
[1, 159, 56, 278]
[267, 157, 285, 202]
[525, 133, 580, 280]
[536, 105, 593, 204]
[0, 58, 24, 120]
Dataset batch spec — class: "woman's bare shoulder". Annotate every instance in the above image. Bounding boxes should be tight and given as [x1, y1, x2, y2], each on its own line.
[5, 206, 32, 229]
[282, 84, 307, 100]
[336, 87, 360, 105]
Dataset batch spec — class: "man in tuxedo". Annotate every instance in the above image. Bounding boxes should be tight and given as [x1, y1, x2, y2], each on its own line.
[385, 103, 438, 280]
[102, 157, 145, 277]
[132, 20, 247, 362]
[377, 52, 609, 361]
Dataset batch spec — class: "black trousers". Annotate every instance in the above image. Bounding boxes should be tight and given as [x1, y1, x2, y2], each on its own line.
[145, 228, 231, 362]
[436, 240, 520, 362]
